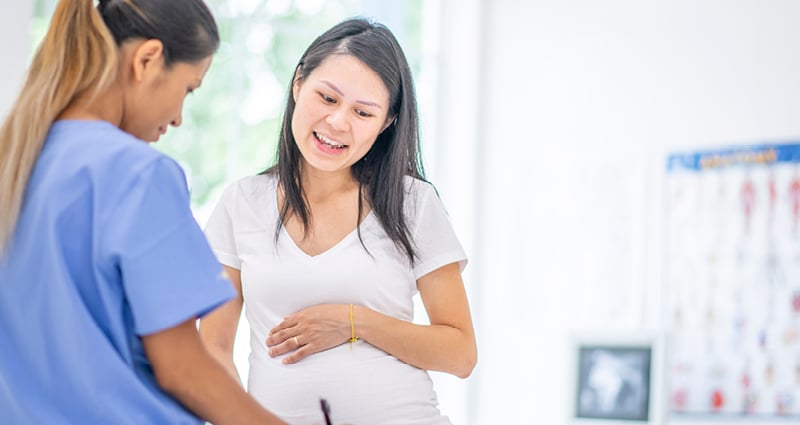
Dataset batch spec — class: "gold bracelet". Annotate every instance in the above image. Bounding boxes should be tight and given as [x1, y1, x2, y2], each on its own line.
[349, 304, 359, 347]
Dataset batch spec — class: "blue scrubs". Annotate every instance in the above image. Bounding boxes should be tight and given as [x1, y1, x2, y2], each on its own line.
[0, 120, 235, 424]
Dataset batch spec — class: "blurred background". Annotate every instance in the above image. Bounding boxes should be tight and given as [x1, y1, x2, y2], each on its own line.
[4, 1, 800, 424]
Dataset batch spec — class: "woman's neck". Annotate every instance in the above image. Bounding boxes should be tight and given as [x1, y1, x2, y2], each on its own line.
[299, 165, 360, 203]
[57, 83, 123, 125]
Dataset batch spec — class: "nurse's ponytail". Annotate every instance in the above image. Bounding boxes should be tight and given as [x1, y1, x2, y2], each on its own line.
[0, 0, 219, 256]
[0, 0, 117, 255]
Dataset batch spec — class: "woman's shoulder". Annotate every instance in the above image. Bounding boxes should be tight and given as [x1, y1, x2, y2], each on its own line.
[213, 171, 278, 214]
[225, 172, 278, 198]
[402, 175, 439, 203]
[45, 120, 179, 183]
[49, 120, 157, 161]
[400, 175, 447, 224]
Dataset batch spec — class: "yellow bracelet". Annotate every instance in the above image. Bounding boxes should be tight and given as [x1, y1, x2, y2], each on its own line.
[349, 304, 359, 346]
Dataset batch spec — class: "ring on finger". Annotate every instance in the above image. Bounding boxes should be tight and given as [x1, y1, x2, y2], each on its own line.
[292, 336, 300, 347]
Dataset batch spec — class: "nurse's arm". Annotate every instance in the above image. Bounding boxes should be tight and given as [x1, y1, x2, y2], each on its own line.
[199, 265, 244, 382]
[142, 318, 286, 425]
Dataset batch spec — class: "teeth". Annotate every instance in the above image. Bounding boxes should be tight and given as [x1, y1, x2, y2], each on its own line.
[316, 132, 345, 148]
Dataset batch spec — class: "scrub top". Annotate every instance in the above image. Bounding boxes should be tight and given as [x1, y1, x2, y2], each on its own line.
[0, 120, 235, 424]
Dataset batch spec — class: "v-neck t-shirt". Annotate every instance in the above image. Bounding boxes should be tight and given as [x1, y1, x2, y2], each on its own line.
[204, 172, 467, 425]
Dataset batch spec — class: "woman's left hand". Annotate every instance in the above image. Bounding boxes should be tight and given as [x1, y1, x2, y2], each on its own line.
[266, 304, 351, 364]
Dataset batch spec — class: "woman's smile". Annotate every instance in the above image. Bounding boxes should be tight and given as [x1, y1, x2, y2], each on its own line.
[314, 131, 347, 153]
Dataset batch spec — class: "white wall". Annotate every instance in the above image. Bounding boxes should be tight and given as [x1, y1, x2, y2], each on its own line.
[426, 3, 484, 424]
[436, 0, 800, 424]
[0, 2, 34, 118]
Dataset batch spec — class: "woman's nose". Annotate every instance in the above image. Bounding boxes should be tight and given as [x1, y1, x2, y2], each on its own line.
[326, 107, 349, 131]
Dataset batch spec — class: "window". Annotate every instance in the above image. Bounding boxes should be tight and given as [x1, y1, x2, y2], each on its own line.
[32, 0, 426, 224]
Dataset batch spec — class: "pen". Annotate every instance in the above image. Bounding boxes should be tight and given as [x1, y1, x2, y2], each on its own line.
[320, 398, 333, 425]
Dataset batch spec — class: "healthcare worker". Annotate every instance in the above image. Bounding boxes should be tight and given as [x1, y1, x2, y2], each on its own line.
[0, 1, 286, 424]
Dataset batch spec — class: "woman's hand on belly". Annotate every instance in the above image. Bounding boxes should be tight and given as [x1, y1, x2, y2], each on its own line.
[266, 304, 351, 364]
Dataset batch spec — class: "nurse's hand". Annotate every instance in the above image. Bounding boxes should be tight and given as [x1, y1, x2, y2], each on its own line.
[266, 304, 352, 364]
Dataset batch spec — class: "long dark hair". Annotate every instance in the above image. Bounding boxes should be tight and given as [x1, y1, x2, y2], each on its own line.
[0, 0, 218, 255]
[266, 17, 424, 263]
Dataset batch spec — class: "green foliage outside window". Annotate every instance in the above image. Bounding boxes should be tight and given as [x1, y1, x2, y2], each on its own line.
[31, 0, 423, 217]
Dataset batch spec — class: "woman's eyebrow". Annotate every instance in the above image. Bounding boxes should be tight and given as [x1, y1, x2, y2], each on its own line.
[320, 80, 383, 108]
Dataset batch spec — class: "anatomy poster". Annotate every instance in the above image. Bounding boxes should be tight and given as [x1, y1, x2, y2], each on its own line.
[665, 144, 800, 419]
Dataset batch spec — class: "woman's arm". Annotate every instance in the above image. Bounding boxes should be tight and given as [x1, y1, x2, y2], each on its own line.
[267, 262, 477, 378]
[142, 318, 286, 425]
[198, 265, 244, 382]
[358, 262, 477, 378]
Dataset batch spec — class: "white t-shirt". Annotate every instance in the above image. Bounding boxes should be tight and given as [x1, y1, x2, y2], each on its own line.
[204, 173, 467, 425]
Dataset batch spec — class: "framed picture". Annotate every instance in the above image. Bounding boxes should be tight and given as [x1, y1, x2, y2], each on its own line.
[570, 331, 664, 425]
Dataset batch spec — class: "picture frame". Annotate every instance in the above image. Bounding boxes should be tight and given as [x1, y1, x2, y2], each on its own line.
[569, 331, 665, 425]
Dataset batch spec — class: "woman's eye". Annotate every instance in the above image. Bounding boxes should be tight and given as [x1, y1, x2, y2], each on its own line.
[320, 93, 336, 103]
[356, 110, 372, 118]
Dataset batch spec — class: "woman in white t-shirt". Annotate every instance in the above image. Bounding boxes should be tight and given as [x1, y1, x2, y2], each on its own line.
[201, 17, 477, 425]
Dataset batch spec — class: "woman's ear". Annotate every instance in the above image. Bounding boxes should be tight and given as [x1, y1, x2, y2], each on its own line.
[381, 115, 396, 133]
[291, 66, 304, 102]
[130, 39, 165, 83]
[292, 78, 300, 102]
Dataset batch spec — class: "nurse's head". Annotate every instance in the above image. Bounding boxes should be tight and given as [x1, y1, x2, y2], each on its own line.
[96, 0, 219, 142]
[0, 0, 219, 253]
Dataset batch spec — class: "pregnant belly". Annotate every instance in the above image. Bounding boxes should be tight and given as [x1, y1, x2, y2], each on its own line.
[247, 342, 447, 425]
